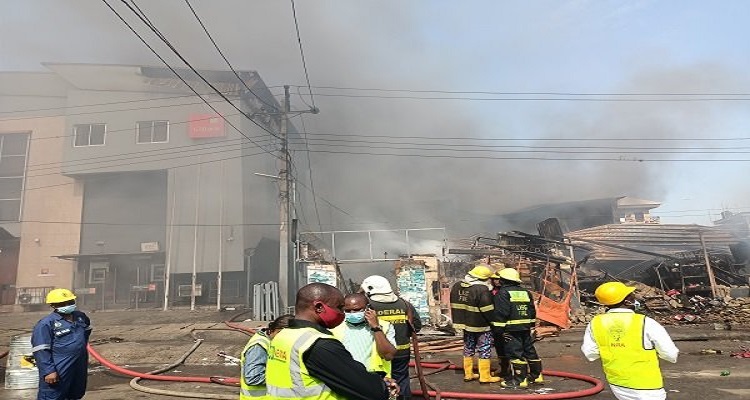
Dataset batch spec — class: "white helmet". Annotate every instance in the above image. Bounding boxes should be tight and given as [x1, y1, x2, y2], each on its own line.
[361, 275, 393, 296]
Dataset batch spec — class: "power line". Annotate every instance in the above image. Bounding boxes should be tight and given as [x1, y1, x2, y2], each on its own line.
[24, 147, 273, 192]
[289, 0, 315, 109]
[103, 0, 280, 160]
[304, 92, 750, 102]
[183, 0, 279, 112]
[299, 114, 322, 231]
[299, 148, 750, 162]
[294, 85, 750, 97]
[125, 0, 283, 142]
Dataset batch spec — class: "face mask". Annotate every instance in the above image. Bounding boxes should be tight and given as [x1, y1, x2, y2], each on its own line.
[345, 311, 366, 324]
[317, 302, 345, 329]
[632, 300, 642, 310]
[56, 304, 76, 314]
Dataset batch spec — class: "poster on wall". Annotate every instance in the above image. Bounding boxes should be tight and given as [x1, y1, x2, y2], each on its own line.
[396, 266, 430, 323]
[306, 264, 337, 287]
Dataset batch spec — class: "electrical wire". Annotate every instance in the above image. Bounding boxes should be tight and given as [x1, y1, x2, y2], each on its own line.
[183, 0, 279, 112]
[289, 0, 315, 109]
[299, 114, 322, 230]
[126, 0, 282, 143]
[102, 0, 281, 160]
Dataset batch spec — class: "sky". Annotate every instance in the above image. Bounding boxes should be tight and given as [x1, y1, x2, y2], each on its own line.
[2, 0, 750, 243]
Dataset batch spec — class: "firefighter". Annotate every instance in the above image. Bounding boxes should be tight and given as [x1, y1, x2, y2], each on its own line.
[361, 275, 421, 400]
[239, 314, 293, 399]
[494, 268, 543, 388]
[31, 288, 92, 400]
[581, 281, 679, 400]
[450, 264, 501, 384]
[489, 270, 511, 382]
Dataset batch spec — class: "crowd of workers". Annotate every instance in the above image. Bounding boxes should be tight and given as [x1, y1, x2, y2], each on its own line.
[29, 268, 679, 400]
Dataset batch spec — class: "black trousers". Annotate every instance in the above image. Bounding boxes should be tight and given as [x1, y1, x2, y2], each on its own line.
[491, 327, 506, 358]
[392, 355, 411, 399]
[503, 330, 539, 361]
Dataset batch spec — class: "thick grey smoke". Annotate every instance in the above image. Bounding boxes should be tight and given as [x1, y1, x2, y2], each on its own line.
[2, 1, 746, 244]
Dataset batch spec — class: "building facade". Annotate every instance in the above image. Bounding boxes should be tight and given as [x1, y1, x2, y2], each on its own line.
[0, 64, 295, 310]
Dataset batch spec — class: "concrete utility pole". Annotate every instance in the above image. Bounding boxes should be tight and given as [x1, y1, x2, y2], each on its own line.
[278, 85, 291, 310]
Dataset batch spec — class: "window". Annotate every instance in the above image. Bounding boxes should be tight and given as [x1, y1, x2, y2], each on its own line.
[0, 133, 29, 222]
[74, 124, 106, 147]
[150, 264, 165, 282]
[136, 121, 169, 144]
[89, 261, 110, 284]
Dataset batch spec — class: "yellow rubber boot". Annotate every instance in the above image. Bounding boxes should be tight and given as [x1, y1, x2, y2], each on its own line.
[463, 357, 479, 381]
[501, 360, 529, 388]
[478, 358, 501, 383]
[528, 359, 544, 384]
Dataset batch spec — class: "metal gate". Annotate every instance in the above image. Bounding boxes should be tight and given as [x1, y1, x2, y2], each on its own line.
[252, 281, 280, 321]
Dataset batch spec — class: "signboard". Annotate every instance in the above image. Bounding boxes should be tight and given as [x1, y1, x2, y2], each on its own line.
[140, 242, 160, 252]
[74, 287, 96, 295]
[396, 266, 430, 323]
[188, 114, 225, 138]
[306, 264, 337, 287]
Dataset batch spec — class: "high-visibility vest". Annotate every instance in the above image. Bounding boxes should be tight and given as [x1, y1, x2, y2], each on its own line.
[591, 313, 663, 390]
[240, 332, 270, 399]
[266, 327, 344, 400]
[330, 320, 392, 377]
[369, 299, 411, 356]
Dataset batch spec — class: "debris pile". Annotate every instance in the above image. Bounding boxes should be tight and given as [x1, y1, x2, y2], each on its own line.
[572, 282, 750, 327]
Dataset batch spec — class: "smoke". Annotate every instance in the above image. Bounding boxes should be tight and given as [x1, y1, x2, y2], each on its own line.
[2, 1, 748, 244]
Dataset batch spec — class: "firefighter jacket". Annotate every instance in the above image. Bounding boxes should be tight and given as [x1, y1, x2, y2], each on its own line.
[449, 279, 496, 333]
[369, 298, 421, 358]
[493, 283, 536, 331]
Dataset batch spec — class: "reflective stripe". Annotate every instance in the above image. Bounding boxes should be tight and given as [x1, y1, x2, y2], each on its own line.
[462, 326, 491, 332]
[491, 321, 507, 327]
[32, 344, 51, 352]
[505, 319, 535, 325]
[450, 303, 494, 313]
[396, 343, 411, 350]
[267, 331, 331, 398]
[479, 304, 494, 312]
[241, 387, 267, 397]
[378, 315, 407, 322]
[508, 291, 531, 303]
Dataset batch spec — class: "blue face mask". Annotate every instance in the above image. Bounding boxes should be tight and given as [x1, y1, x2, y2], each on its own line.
[344, 311, 365, 324]
[56, 304, 77, 314]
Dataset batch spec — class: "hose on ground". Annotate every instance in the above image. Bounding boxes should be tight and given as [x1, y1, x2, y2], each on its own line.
[87, 344, 240, 385]
[89, 337, 604, 400]
[128, 338, 234, 399]
[410, 361, 604, 400]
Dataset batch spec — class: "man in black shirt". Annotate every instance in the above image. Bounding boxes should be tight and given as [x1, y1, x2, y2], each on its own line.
[361, 275, 421, 400]
[266, 283, 398, 400]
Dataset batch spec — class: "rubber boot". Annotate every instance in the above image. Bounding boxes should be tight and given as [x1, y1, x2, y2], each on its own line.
[463, 357, 479, 382]
[528, 359, 544, 384]
[501, 361, 528, 388]
[478, 358, 501, 383]
[498, 356, 512, 382]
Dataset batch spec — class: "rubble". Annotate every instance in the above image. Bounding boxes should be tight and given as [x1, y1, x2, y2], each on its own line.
[572, 282, 750, 328]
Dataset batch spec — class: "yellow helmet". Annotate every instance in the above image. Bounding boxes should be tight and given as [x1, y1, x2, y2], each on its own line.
[495, 268, 522, 283]
[46, 288, 76, 304]
[468, 265, 493, 280]
[594, 282, 635, 306]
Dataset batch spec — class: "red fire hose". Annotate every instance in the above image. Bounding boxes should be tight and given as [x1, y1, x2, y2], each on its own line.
[410, 361, 604, 399]
[87, 344, 240, 385]
[89, 344, 603, 400]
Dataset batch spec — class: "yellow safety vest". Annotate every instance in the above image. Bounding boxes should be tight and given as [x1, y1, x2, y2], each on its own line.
[266, 327, 345, 400]
[330, 320, 392, 377]
[240, 332, 270, 400]
[591, 313, 663, 390]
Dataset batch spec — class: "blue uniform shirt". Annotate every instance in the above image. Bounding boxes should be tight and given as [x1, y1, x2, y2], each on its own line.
[31, 310, 92, 400]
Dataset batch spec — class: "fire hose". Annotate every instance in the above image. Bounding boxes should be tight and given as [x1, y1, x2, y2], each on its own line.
[88, 325, 604, 400]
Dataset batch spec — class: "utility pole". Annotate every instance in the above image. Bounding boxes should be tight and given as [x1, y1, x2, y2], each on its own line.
[278, 85, 291, 310]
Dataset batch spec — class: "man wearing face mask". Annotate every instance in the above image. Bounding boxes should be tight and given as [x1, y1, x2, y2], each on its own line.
[582, 281, 679, 400]
[332, 293, 397, 377]
[31, 288, 92, 400]
[266, 283, 398, 400]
